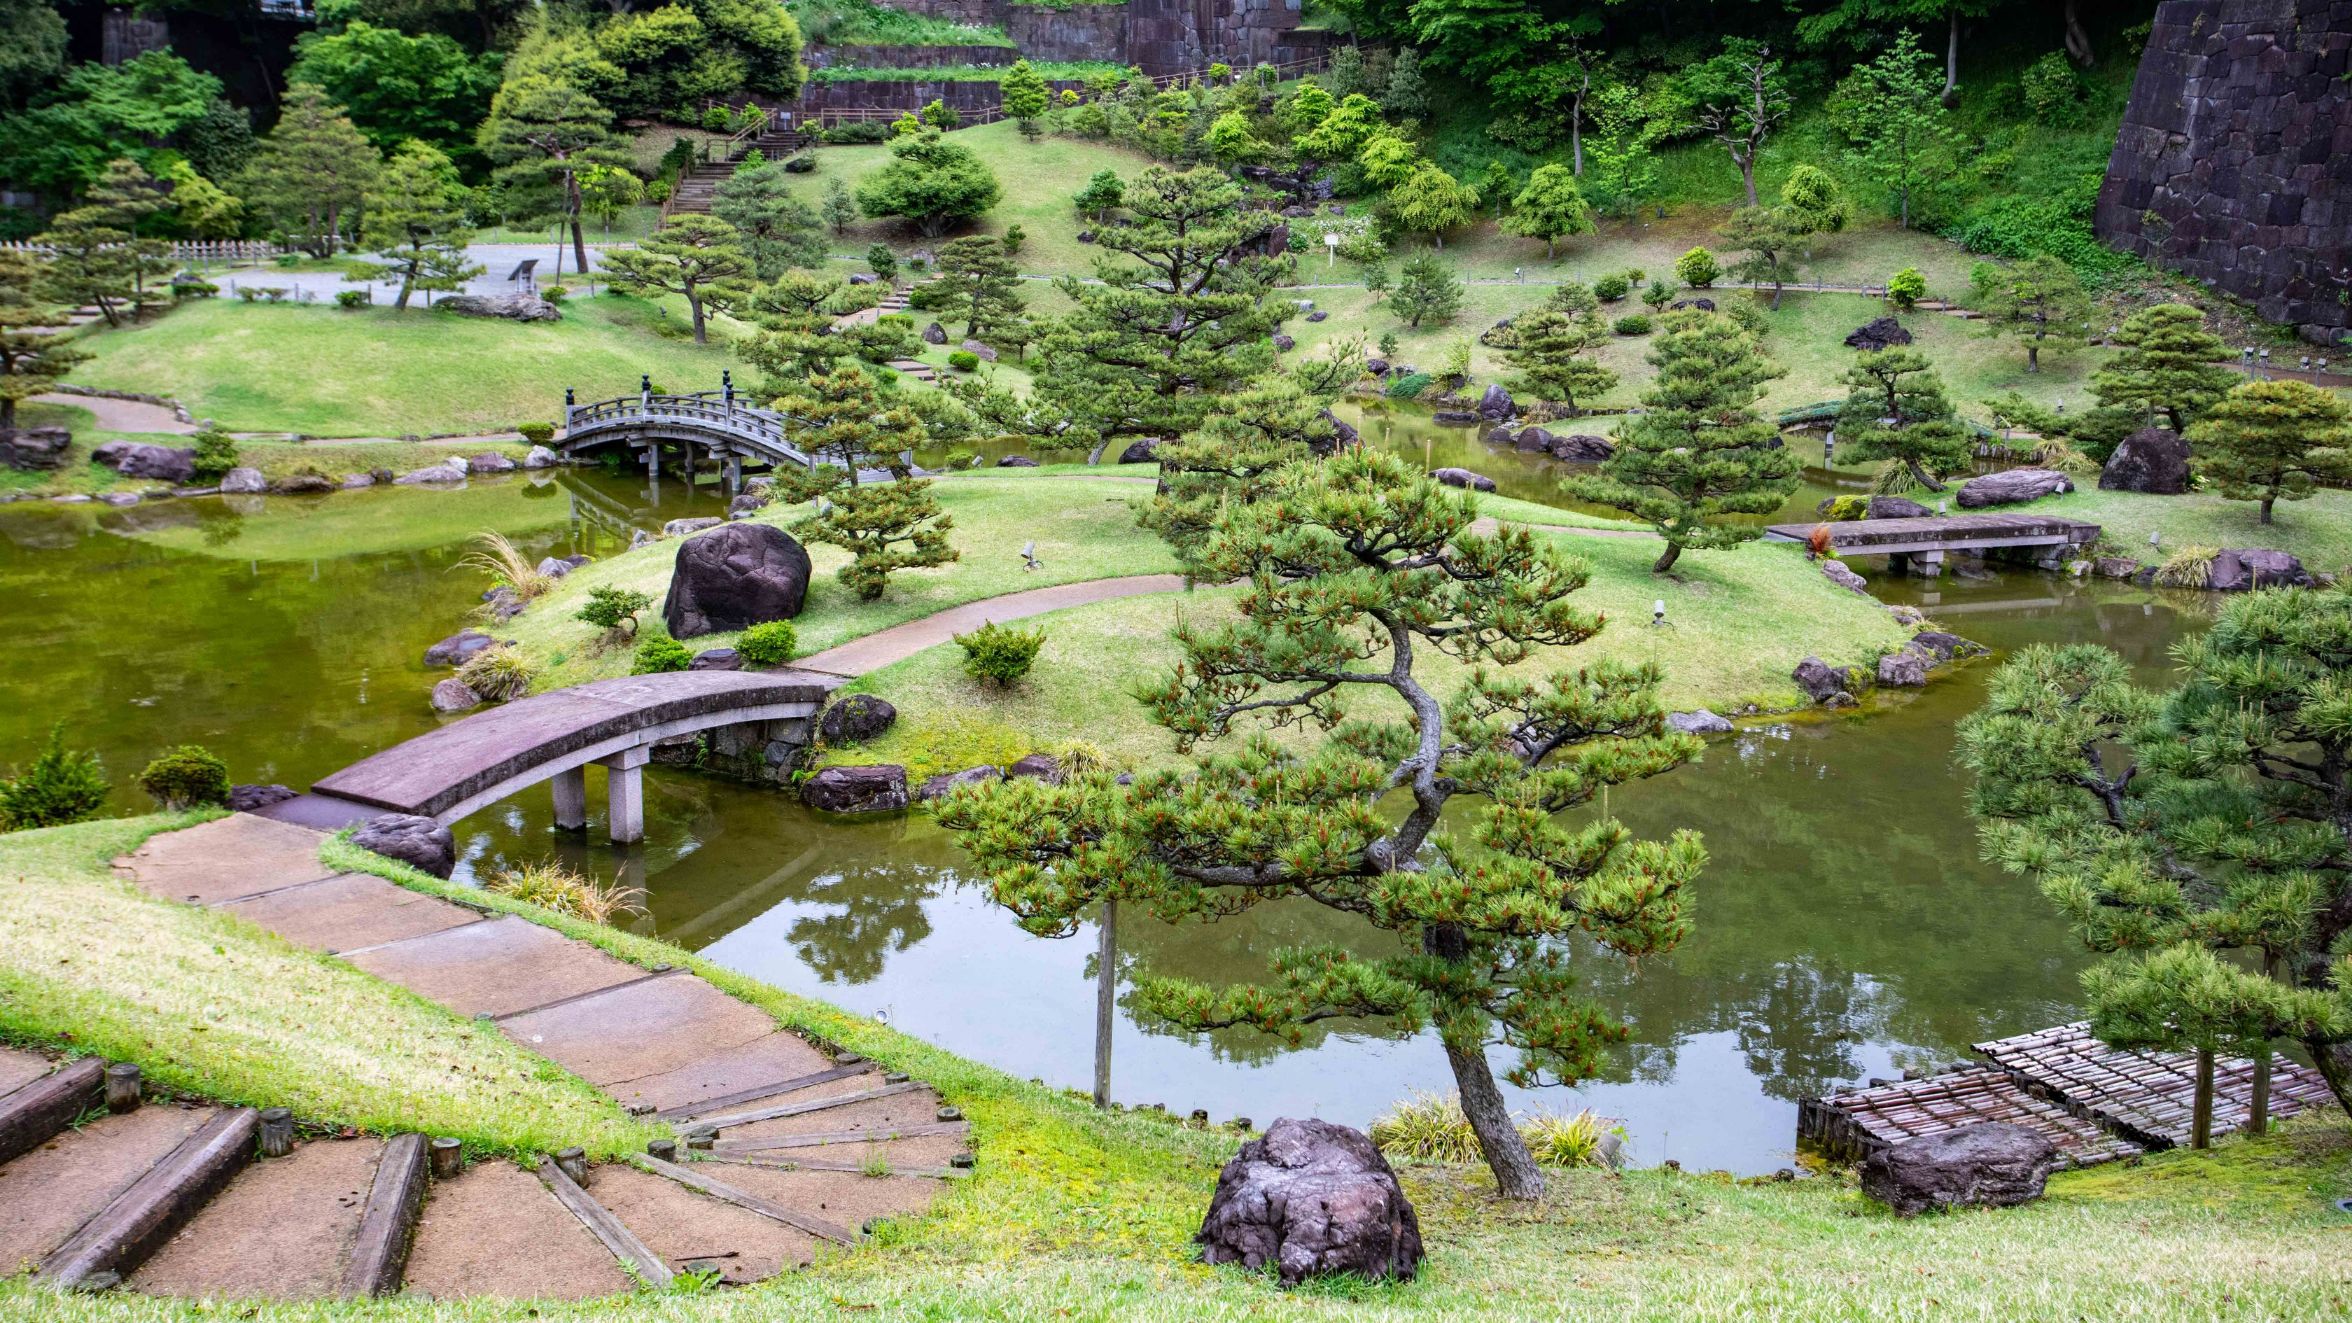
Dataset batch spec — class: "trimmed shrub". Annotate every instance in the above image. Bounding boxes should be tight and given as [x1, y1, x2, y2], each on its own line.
[172, 280, 219, 299]
[867, 243, 898, 282]
[335, 289, 368, 309]
[456, 647, 537, 701]
[631, 627, 693, 674]
[1593, 274, 1629, 302]
[517, 422, 555, 445]
[191, 430, 239, 481]
[1675, 247, 1720, 289]
[137, 745, 231, 811]
[540, 285, 568, 304]
[947, 349, 980, 372]
[1641, 278, 1673, 311]
[1887, 266, 1928, 311]
[577, 585, 653, 635]
[0, 724, 107, 831]
[1821, 494, 1871, 521]
[1613, 314, 1653, 336]
[827, 121, 889, 144]
[736, 620, 799, 667]
[954, 619, 1045, 686]
[1385, 371, 1435, 399]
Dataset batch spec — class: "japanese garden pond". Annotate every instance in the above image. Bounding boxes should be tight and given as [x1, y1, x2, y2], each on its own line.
[0, 459, 2208, 1174]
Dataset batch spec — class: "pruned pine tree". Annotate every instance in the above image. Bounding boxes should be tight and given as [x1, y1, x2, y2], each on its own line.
[937, 449, 1706, 1200]
[781, 365, 956, 599]
[1502, 307, 1615, 415]
[1141, 374, 1344, 566]
[2091, 303, 2238, 435]
[361, 141, 480, 310]
[36, 159, 178, 326]
[1562, 310, 1797, 572]
[1832, 347, 1973, 492]
[0, 250, 88, 430]
[1958, 591, 2352, 1119]
[1970, 253, 2091, 373]
[478, 71, 626, 277]
[2186, 379, 2352, 525]
[929, 234, 1025, 342]
[1718, 205, 1808, 309]
[602, 214, 755, 344]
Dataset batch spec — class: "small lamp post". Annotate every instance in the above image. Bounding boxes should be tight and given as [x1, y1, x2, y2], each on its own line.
[2243, 346, 2256, 378]
[1652, 599, 1667, 627]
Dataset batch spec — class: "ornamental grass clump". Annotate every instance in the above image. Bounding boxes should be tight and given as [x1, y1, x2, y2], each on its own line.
[1520, 1109, 1621, 1167]
[1370, 1093, 1622, 1168]
[455, 647, 537, 701]
[0, 724, 107, 831]
[485, 861, 646, 925]
[2153, 544, 2218, 589]
[459, 530, 552, 602]
[137, 745, 230, 811]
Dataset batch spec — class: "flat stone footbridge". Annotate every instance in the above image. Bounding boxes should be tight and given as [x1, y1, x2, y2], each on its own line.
[560, 387, 896, 488]
[1764, 513, 2102, 578]
[274, 670, 840, 843]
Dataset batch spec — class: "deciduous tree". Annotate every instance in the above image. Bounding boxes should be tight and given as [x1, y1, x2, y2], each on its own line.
[1387, 162, 1479, 249]
[286, 20, 500, 160]
[1839, 30, 1956, 229]
[1001, 58, 1049, 137]
[1501, 164, 1593, 260]
[1690, 38, 1789, 206]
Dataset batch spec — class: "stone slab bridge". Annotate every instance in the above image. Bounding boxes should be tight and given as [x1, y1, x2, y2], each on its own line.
[560, 385, 895, 491]
[266, 671, 840, 844]
[1764, 513, 2102, 578]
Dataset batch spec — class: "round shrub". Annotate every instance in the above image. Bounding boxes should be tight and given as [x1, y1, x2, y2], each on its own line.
[1675, 246, 1720, 289]
[334, 289, 369, 310]
[517, 421, 555, 445]
[1887, 266, 1928, 311]
[137, 745, 231, 811]
[1593, 274, 1629, 302]
[947, 349, 981, 373]
[540, 285, 568, 304]
[191, 430, 240, 480]
[631, 627, 693, 675]
[736, 620, 799, 667]
[1613, 314, 1653, 336]
[0, 724, 107, 830]
[1641, 279, 1673, 311]
[954, 620, 1046, 687]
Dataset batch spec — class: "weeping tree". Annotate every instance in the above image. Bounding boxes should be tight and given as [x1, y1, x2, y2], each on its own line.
[1958, 590, 2352, 1123]
[937, 450, 1706, 1200]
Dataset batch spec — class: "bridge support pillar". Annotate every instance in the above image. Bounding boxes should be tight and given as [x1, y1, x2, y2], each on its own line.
[1914, 550, 1945, 580]
[551, 765, 588, 831]
[724, 456, 741, 494]
[601, 746, 650, 844]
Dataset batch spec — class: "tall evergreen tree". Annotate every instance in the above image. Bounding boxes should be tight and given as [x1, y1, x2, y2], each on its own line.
[712, 159, 826, 279]
[360, 141, 480, 310]
[2091, 303, 2238, 434]
[821, 178, 860, 237]
[1001, 58, 1050, 137]
[1833, 347, 1972, 492]
[2186, 379, 2352, 525]
[1779, 164, 1850, 243]
[244, 84, 381, 257]
[1503, 305, 1616, 415]
[937, 448, 1706, 1201]
[478, 71, 625, 276]
[603, 214, 756, 344]
[0, 251, 88, 431]
[1563, 311, 1797, 572]
[928, 234, 1025, 341]
[1390, 251, 1462, 329]
[1971, 253, 2092, 373]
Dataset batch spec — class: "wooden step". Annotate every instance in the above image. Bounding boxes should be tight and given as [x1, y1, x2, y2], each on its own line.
[342, 1133, 428, 1297]
[575, 1162, 817, 1285]
[683, 1081, 923, 1137]
[651, 1062, 870, 1124]
[39, 1107, 259, 1289]
[640, 1154, 856, 1244]
[711, 1118, 967, 1157]
[401, 1160, 633, 1300]
[0, 1105, 218, 1277]
[538, 1157, 671, 1289]
[0, 1057, 105, 1166]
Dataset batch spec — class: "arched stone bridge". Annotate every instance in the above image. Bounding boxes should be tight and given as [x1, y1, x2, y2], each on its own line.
[561, 387, 895, 487]
[265, 671, 840, 844]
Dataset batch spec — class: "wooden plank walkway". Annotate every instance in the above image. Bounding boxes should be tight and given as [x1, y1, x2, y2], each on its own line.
[1800, 1020, 2338, 1164]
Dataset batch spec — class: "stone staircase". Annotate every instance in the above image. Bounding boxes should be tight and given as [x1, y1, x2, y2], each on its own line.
[668, 129, 814, 216]
[0, 813, 970, 1301]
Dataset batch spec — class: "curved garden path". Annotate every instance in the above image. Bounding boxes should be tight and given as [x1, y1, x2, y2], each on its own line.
[0, 813, 970, 1300]
[32, 392, 192, 435]
[797, 574, 1191, 676]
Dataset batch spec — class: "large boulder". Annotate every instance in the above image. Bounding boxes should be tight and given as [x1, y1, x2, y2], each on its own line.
[996, 455, 1039, 467]
[1509, 426, 1552, 452]
[227, 783, 296, 813]
[2208, 548, 2313, 592]
[435, 292, 560, 322]
[1007, 753, 1062, 783]
[662, 522, 812, 638]
[423, 629, 500, 668]
[916, 765, 1002, 800]
[1319, 409, 1359, 455]
[1196, 1118, 1422, 1286]
[727, 492, 768, 519]
[1476, 384, 1515, 421]
[1551, 434, 1615, 462]
[959, 339, 998, 362]
[91, 441, 196, 483]
[1860, 1122, 2059, 1217]
[467, 451, 517, 475]
[1906, 631, 1982, 663]
[819, 695, 898, 744]
[1867, 495, 1931, 519]
[1956, 468, 2073, 508]
[217, 466, 267, 494]
[523, 445, 561, 469]
[1844, 317, 1914, 351]
[0, 426, 72, 471]
[922, 321, 948, 344]
[800, 764, 909, 814]
[351, 813, 457, 879]
[1667, 709, 1734, 735]
[1117, 438, 1162, 464]
[2098, 427, 2191, 494]
[1431, 467, 1496, 492]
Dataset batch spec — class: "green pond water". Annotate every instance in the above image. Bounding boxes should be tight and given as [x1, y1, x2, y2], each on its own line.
[0, 458, 2208, 1174]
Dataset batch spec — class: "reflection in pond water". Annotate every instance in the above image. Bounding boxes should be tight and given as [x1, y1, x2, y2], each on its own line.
[0, 464, 2205, 1173]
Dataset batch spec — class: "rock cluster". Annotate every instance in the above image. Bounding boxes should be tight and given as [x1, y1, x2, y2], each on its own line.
[92, 441, 195, 483]
[0, 427, 71, 471]
[351, 813, 457, 879]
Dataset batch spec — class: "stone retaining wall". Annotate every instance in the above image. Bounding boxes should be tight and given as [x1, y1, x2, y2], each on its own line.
[855, 0, 1312, 74]
[2094, 0, 2352, 347]
[789, 78, 1090, 118]
[809, 43, 1017, 68]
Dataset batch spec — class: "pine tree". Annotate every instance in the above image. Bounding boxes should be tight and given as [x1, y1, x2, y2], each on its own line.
[929, 234, 1025, 341]
[244, 83, 381, 257]
[360, 141, 479, 311]
[740, 269, 851, 386]
[1833, 347, 1972, 492]
[2091, 303, 2238, 434]
[1501, 164, 1594, 260]
[712, 159, 827, 279]
[2186, 379, 2352, 525]
[936, 448, 1706, 1201]
[1958, 592, 2352, 1120]
[1141, 374, 1343, 566]
[782, 365, 958, 599]
[1071, 168, 1123, 222]
[853, 128, 1000, 239]
[1718, 205, 1808, 309]
[478, 71, 625, 277]
[1841, 30, 1956, 229]
[1971, 253, 2092, 373]
[0, 250, 88, 431]
[34, 160, 177, 328]
[603, 215, 755, 344]
[1562, 310, 1797, 572]
[1001, 59, 1050, 137]
[821, 178, 860, 237]
[1381, 45, 1429, 118]
[1503, 306, 1615, 415]
[1390, 251, 1461, 329]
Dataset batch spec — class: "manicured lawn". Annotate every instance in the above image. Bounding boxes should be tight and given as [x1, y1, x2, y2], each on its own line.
[0, 814, 653, 1159]
[68, 296, 734, 437]
[500, 472, 1183, 690]
[2042, 485, 2352, 574]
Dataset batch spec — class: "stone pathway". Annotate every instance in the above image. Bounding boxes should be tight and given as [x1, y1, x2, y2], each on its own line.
[31, 393, 193, 436]
[796, 573, 1191, 677]
[0, 812, 967, 1300]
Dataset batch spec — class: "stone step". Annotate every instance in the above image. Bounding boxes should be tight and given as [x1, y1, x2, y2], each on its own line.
[622, 1031, 855, 1120]
[344, 914, 650, 1019]
[501, 972, 776, 1088]
[129, 1135, 383, 1299]
[402, 1159, 635, 1300]
[215, 872, 478, 955]
[39, 1106, 259, 1288]
[116, 813, 334, 905]
[0, 1104, 219, 1277]
[0, 1044, 56, 1100]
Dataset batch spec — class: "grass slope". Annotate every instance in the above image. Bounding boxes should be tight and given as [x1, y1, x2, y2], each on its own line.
[0, 814, 652, 1159]
[502, 472, 1182, 689]
[68, 296, 732, 437]
[2042, 486, 2352, 576]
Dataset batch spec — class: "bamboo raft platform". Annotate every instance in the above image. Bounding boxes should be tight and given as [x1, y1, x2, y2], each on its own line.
[1799, 1021, 2338, 1166]
[1972, 1022, 2337, 1150]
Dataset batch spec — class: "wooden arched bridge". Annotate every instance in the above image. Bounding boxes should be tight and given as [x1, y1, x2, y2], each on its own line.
[560, 384, 896, 488]
[261, 671, 840, 844]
